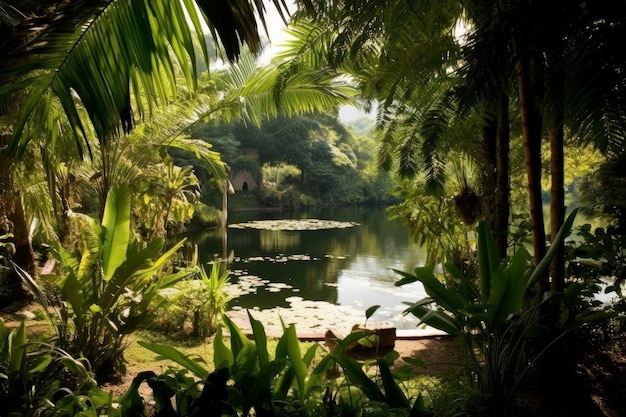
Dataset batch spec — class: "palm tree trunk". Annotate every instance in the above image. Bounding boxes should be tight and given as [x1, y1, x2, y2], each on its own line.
[495, 94, 511, 258]
[221, 180, 228, 260]
[1, 84, 35, 304]
[481, 94, 511, 260]
[517, 57, 547, 284]
[548, 59, 566, 292]
[481, 111, 498, 234]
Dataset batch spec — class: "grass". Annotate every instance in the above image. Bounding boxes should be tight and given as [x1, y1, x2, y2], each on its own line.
[125, 329, 327, 373]
[123, 330, 218, 376]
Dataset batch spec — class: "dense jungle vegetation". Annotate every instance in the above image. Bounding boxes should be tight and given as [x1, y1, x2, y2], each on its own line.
[1, 0, 625, 416]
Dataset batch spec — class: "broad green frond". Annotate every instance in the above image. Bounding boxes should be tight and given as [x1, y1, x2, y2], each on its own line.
[4, 0, 291, 155]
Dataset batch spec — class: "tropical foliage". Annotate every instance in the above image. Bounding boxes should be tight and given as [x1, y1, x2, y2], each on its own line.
[155, 261, 232, 337]
[287, 0, 626, 288]
[15, 186, 192, 380]
[128, 312, 427, 417]
[394, 212, 585, 413]
[0, 0, 356, 304]
[195, 114, 395, 209]
[1, 0, 625, 416]
[0, 320, 99, 417]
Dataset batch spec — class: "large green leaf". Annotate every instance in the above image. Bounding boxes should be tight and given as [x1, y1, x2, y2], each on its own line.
[398, 266, 467, 313]
[214, 327, 234, 370]
[138, 341, 208, 380]
[333, 354, 385, 402]
[77, 223, 102, 282]
[222, 313, 253, 360]
[101, 185, 131, 281]
[6, 0, 291, 153]
[491, 248, 530, 327]
[477, 222, 501, 304]
[528, 209, 578, 288]
[99, 238, 187, 313]
[242, 359, 286, 410]
[12, 262, 49, 311]
[248, 311, 269, 368]
[402, 301, 460, 336]
[110, 238, 165, 283]
[59, 271, 87, 324]
[50, 242, 81, 274]
[131, 238, 186, 279]
[445, 262, 481, 300]
[377, 358, 409, 408]
[302, 343, 322, 397]
[8, 322, 26, 375]
[283, 324, 307, 393]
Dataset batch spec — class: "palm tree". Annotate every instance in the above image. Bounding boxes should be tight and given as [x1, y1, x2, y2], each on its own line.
[0, 0, 289, 302]
[143, 158, 199, 239]
[463, 0, 626, 288]
[289, 0, 512, 256]
[293, 0, 626, 284]
[1, 0, 357, 304]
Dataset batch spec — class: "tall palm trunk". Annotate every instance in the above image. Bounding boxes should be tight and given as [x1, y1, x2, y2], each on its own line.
[517, 56, 547, 285]
[548, 59, 566, 292]
[495, 94, 511, 258]
[481, 94, 510, 259]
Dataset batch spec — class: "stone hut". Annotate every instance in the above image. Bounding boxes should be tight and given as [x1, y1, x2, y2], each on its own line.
[230, 170, 257, 191]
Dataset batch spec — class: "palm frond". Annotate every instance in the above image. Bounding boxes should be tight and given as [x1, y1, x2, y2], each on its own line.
[0, 1, 25, 28]
[168, 137, 227, 182]
[228, 53, 357, 126]
[4, 0, 291, 156]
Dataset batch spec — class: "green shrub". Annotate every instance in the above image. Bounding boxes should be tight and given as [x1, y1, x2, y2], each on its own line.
[191, 202, 221, 228]
[122, 312, 431, 417]
[15, 186, 192, 381]
[154, 262, 231, 337]
[0, 320, 98, 417]
[394, 213, 591, 414]
[0, 229, 19, 308]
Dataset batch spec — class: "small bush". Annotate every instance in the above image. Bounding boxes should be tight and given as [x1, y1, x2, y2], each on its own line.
[153, 262, 231, 338]
[191, 202, 221, 228]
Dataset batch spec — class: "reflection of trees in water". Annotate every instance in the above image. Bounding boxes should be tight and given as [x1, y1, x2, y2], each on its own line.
[341, 218, 427, 281]
[259, 230, 301, 252]
[190, 207, 426, 311]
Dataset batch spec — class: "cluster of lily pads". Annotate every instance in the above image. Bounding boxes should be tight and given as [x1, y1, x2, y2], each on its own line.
[229, 219, 359, 230]
[227, 296, 368, 334]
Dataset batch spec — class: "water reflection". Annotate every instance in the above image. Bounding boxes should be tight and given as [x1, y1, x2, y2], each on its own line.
[259, 230, 301, 252]
[186, 206, 428, 330]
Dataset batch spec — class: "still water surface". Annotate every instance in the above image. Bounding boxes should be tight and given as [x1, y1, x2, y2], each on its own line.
[187, 206, 429, 331]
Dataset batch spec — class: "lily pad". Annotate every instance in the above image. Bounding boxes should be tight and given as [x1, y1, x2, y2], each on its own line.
[229, 219, 360, 231]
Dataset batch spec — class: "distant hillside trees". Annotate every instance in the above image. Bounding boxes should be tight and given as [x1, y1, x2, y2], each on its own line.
[190, 114, 394, 208]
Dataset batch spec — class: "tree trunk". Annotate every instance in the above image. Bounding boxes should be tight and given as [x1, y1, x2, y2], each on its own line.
[548, 58, 566, 292]
[0, 153, 34, 305]
[481, 110, 498, 233]
[481, 94, 511, 260]
[517, 57, 547, 286]
[495, 94, 511, 259]
[221, 180, 228, 261]
[1, 87, 35, 305]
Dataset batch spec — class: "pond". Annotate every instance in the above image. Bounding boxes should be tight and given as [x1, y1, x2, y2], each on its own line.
[186, 206, 432, 334]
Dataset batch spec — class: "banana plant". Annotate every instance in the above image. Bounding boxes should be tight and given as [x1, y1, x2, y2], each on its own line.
[395, 210, 578, 404]
[15, 185, 192, 380]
